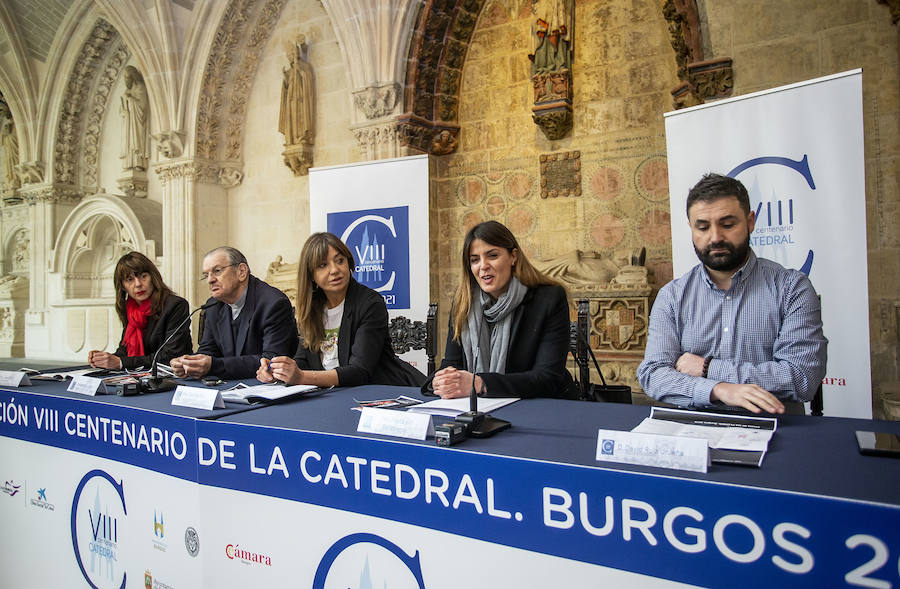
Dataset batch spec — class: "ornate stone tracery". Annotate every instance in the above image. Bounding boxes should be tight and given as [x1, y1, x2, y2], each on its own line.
[54, 19, 119, 187]
[353, 122, 404, 161]
[401, 0, 485, 155]
[227, 0, 286, 164]
[83, 42, 131, 192]
[194, 0, 286, 185]
[662, 0, 733, 109]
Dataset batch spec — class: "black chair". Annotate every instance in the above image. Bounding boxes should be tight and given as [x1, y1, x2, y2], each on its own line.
[570, 298, 632, 404]
[389, 303, 438, 375]
[809, 294, 824, 415]
[810, 384, 824, 416]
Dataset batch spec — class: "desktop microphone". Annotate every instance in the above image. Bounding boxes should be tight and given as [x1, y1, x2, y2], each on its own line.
[454, 316, 511, 438]
[140, 300, 218, 394]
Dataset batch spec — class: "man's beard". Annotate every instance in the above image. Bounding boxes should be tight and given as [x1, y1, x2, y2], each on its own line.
[694, 234, 751, 272]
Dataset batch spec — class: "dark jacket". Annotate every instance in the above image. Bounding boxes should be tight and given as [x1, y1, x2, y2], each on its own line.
[197, 275, 298, 380]
[424, 284, 577, 399]
[114, 294, 193, 371]
[294, 279, 425, 387]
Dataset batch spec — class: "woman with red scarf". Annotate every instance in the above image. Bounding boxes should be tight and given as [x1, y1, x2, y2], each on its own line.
[88, 252, 192, 371]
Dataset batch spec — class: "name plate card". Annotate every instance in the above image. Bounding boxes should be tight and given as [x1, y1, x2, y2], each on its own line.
[67, 375, 104, 396]
[595, 429, 709, 474]
[357, 407, 434, 440]
[172, 385, 225, 410]
[0, 371, 31, 387]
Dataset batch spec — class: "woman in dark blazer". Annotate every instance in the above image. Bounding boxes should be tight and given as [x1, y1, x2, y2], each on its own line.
[256, 232, 424, 387]
[424, 221, 577, 399]
[88, 251, 192, 371]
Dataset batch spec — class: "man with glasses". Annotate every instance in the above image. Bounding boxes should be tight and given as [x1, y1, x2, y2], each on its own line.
[171, 246, 298, 380]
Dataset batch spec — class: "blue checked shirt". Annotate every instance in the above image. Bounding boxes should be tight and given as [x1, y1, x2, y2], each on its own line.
[637, 251, 827, 408]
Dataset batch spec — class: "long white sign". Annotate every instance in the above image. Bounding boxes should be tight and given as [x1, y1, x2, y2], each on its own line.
[664, 70, 870, 418]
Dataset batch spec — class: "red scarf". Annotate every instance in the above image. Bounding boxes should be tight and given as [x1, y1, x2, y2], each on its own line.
[122, 297, 152, 357]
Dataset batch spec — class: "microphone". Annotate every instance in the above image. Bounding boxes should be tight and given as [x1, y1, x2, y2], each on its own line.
[454, 314, 511, 438]
[140, 300, 218, 394]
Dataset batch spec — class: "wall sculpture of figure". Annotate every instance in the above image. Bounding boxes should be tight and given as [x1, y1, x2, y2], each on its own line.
[279, 38, 315, 147]
[0, 105, 20, 190]
[279, 37, 315, 176]
[120, 66, 149, 171]
[529, 0, 573, 76]
[528, 0, 575, 140]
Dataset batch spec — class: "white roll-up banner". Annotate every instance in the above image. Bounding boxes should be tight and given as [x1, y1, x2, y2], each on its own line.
[665, 70, 870, 418]
[309, 155, 431, 373]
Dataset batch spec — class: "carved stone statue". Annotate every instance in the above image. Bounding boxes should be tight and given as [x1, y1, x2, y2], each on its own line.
[528, 0, 574, 140]
[120, 66, 149, 171]
[12, 231, 28, 273]
[536, 247, 649, 293]
[0, 109, 20, 190]
[279, 39, 314, 146]
[529, 0, 573, 76]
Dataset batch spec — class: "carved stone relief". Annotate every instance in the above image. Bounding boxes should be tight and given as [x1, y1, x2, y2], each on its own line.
[402, 0, 484, 155]
[83, 42, 131, 191]
[55, 20, 118, 186]
[353, 122, 404, 161]
[663, 0, 734, 108]
[15, 162, 44, 185]
[20, 185, 81, 205]
[539, 151, 581, 198]
[11, 229, 29, 274]
[353, 83, 400, 120]
[153, 131, 185, 159]
[228, 0, 286, 164]
[195, 0, 285, 185]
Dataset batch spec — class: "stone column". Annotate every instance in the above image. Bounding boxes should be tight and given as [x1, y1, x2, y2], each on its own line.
[22, 186, 80, 355]
[155, 160, 229, 309]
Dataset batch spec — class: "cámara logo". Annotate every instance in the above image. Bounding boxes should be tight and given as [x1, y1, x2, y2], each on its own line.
[70, 469, 127, 589]
[225, 543, 272, 567]
[328, 206, 411, 309]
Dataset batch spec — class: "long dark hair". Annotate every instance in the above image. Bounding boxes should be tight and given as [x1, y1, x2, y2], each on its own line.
[295, 232, 355, 353]
[113, 251, 173, 325]
[451, 221, 559, 341]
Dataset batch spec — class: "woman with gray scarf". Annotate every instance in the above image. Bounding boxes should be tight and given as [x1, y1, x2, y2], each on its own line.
[424, 221, 577, 399]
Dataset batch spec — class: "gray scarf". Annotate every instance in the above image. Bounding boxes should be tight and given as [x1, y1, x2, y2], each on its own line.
[462, 276, 528, 375]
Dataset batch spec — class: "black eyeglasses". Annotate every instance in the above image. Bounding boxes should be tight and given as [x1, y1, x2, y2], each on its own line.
[199, 263, 238, 281]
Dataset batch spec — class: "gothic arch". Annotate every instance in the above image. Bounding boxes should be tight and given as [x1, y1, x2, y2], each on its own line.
[402, 0, 734, 153]
[192, 0, 287, 184]
[52, 19, 131, 190]
[50, 193, 162, 282]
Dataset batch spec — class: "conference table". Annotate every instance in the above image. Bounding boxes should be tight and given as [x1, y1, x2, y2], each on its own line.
[1, 377, 898, 588]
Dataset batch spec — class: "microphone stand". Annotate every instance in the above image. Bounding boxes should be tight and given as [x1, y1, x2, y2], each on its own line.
[141, 301, 216, 394]
[455, 330, 511, 438]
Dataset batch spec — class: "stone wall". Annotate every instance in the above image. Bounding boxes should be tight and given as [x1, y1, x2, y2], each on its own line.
[226, 0, 355, 275]
[429, 0, 680, 391]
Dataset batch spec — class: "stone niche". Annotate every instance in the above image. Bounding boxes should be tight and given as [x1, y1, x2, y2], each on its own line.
[45, 193, 162, 360]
